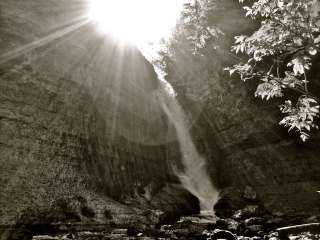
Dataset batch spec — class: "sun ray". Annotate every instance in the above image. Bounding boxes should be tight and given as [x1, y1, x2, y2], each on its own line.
[0, 17, 90, 65]
[88, 0, 186, 46]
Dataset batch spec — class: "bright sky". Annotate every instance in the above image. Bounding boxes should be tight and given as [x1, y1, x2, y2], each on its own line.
[88, 0, 188, 95]
[88, 0, 187, 46]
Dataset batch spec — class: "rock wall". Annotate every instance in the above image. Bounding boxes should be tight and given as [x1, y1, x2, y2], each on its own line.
[0, 0, 186, 225]
[166, 0, 320, 214]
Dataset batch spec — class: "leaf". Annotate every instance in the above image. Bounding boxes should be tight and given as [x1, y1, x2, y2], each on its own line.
[287, 56, 311, 75]
[308, 47, 317, 55]
[235, 35, 247, 44]
[255, 80, 283, 100]
[300, 132, 310, 142]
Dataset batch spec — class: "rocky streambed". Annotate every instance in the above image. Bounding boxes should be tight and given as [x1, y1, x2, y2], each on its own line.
[5, 203, 320, 240]
[2, 185, 320, 240]
[28, 218, 320, 240]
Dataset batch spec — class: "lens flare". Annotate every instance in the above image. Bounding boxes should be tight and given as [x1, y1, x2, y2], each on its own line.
[88, 0, 185, 45]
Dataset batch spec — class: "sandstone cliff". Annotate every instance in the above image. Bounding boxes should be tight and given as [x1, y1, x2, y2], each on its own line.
[0, 0, 189, 226]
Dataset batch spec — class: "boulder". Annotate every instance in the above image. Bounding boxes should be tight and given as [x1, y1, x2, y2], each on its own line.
[150, 184, 200, 225]
[216, 218, 240, 232]
[243, 186, 258, 201]
[214, 187, 247, 218]
[232, 205, 268, 220]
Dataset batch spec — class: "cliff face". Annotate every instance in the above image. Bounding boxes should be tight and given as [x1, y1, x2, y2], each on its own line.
[0, 0, 186, 225]
[1, 0, 320, 227]
[167, 1, 320, 214]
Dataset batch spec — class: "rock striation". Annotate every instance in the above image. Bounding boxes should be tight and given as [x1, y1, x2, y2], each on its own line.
[165, 0, 320, 214]
[0, 0, 193, 227]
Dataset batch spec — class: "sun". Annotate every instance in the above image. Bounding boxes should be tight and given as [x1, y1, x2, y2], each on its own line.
[88, 0, 185, 45]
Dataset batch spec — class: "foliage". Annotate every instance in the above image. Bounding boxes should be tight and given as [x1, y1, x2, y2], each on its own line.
[156, 0, 226, 103]
[226, 0, 320, 141]
[180, 0, 224, 54]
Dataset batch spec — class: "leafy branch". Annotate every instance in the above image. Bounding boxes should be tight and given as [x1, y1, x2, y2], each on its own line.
[226, 0, 320, 141]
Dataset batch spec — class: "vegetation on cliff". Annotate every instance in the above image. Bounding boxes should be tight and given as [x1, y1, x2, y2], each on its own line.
[158, 0, 320, 141]
[227, 0, 320, 141]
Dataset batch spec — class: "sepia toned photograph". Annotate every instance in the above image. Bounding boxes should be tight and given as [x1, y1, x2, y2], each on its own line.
[0, 0, 320, 239]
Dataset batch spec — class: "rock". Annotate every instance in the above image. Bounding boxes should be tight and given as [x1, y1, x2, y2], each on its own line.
[269, 237, 279, 240]
[256, 231, 265, 237]
[111, 228, 127, 235]
[53, 197, 82, 222]
[232, 205, 267, 220]
[173, 228, 192, 237]
[244, 217, 265, 226]
[160, 225, 173, 231]
[150, 184, 200, 224]
[243, 186, 257, 201]
[226, 219, 240, 232]
[143, 228, 164, 238]
[216, 218, 240, 232]
[272, 211, 285, 218]
[306, 215, 320, 223]
[264, 217, 284, 229]
[127, 226, 141, 236]
[283, 213, 311, 225]
[214, 187, 247, 218]
[63, 233, 75, 239]
[141, 209, 166, 226]
[251, 237, 262, 240]
[208, 230, 238, 240]
[103, 209, 113, 220]
[266, 231, 279, 240]
[246, 224, 263, 233]
[32, 236, 59, 240]
[0, 0, 178, 226]
[80, 206, 95, 218]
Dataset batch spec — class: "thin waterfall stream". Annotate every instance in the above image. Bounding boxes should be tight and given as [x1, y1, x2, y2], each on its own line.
[157, 86, 220, 219]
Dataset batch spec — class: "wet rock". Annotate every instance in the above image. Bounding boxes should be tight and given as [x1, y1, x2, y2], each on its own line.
[272, 211, 285, 218]
[7, 207, 61, 240]
[232, 205, 267, 220]
[246, 224, 263, 233]
[243, 186, 257, 201]
[214, 187, 247, 218]
[80, 206, 95, 218]
[144, 228, 165, 238]
[126, 226, 140, 236]
[111, 228, 128, 235]
[173, 228, 192, 237]
[103, 209, 113, 220]
[150, 184, 200, 224]
[32, 236, 59, 240]
[63, 233, 75, 239]
[141, 209, 166, 226]
[244, 217, 265, 226]
[160, 224, 173, 231]
[251, 237, 262, 240]
[216, 218, 240, 232]
[283, 213, 312, 226]
[206, 230, 238, 240]
[306, 215, 320, 223]
[264, 217, 284, 229]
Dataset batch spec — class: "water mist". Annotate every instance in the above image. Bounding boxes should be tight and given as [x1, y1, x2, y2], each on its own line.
[157, 86, 219, 218]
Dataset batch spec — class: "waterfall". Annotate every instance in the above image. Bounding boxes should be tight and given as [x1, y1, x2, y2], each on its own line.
[157, 86, 219, 217]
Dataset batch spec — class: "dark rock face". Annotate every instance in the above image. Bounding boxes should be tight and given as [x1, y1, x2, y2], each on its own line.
[0, 0, 189, 226]
[165, 0, 320, 214]
[150, 184, 200, 224]
[1, 1, 320, 234]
